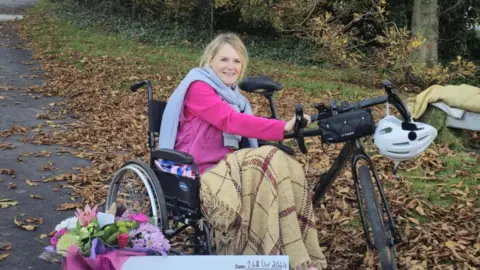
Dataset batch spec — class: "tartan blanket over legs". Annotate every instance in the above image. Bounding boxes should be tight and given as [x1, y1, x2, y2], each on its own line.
[199, 146, 328, 270]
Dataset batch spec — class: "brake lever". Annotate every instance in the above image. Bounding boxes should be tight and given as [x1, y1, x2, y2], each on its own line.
[382, 79, 413, 122]
[313, 103, 328, 112]
[382, 80, 395, 95]
[294, 104, 308, 154]
[331, 100, 339, 115]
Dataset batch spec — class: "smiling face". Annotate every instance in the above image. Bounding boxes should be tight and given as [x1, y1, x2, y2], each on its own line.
[209, 43, 243, 87]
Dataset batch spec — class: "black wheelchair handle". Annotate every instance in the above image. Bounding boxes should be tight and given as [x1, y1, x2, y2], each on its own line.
[130, 80, 154, 101]
[130, 80, 147, 92]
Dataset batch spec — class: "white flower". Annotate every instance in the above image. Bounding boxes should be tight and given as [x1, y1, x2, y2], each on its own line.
[55, 216, 78, 231]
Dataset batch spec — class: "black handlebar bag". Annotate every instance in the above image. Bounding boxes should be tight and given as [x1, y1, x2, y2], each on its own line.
[319, 109, 375, 144]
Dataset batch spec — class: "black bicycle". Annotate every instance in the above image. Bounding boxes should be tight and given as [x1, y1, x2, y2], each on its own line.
[239, 77, 409, 269]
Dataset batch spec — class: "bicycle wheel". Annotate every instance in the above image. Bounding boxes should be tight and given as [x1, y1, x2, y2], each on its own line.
[106, 160, 169, 231]
[358, 165, 397, 270]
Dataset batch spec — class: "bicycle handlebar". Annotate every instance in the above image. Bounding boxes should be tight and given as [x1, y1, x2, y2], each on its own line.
[285, 80, 413, 152]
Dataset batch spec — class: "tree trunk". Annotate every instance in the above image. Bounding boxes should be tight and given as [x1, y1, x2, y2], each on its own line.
[411, 0, 439, 66]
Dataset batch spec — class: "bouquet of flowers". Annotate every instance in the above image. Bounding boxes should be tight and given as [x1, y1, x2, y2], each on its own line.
[44, 203, 170, 269]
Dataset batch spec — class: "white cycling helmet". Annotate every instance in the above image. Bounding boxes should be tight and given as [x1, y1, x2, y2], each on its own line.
[374, 115, 437, 161]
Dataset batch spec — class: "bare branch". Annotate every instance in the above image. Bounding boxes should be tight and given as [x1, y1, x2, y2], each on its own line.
[440, 0, 465, 16]
[343, 12, 376, 30]
[299, 1, 319, 26]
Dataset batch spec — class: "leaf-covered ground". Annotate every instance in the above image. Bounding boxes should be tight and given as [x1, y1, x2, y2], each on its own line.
[2, 1, 479, 269]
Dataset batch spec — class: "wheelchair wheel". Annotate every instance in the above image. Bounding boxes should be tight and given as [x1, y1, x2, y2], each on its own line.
[106, 160, 169, 230]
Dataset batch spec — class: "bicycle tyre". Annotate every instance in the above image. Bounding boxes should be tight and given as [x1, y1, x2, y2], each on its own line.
[358, 165, 397, 270]
[106, 160, 169, 231]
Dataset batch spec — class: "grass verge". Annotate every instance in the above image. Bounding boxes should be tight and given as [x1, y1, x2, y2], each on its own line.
[401, 152, 480, 209]
[24, 0, 380, 102]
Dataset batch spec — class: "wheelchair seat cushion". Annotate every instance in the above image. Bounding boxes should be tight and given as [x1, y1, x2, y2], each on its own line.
[154, 159, 196, 179]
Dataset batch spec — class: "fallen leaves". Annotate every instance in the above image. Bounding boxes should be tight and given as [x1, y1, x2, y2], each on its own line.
[56, 202, 82, 211]
[0, 199, 18, 208]
[0, 253, 10, 261]
[14, 216, 43, 231]
[29, 194, 44, 200]
[445, 240, 456, 249]
[407, 217, 420, 225]
[0, 85, 13, 91]
[18, 150, 52, 158]
[8, 182, 16, 189]
[0, 168, 15, 177]
[415, 206, 425, 216]
[0, 143, 16, 150]
[35, 112, 61, 120]
[37, 161, 59, 171]
[43, 172, 74, 182]
[0, 125, 28, 140]
[17, 150, 52, 162]
[0, 243, 12, 252]
[468, 131, 479, 145]
[26, 179, 40, 186]
[20, 61, 35, 65]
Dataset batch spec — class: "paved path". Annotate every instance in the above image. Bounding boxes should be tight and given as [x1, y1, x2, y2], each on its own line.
[0, 0, 37, 12]
[0, 2, 91, 268]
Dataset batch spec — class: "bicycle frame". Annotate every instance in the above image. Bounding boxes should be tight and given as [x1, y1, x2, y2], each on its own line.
[312, 139, 402, 248]
[256, 80, 405, 251]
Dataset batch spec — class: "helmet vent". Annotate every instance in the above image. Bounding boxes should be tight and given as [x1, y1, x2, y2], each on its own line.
[418, 135, 428, 141]
[388, 150, 410, 154]
[379, 127, 393, 134]
[393, 142, 409, 146]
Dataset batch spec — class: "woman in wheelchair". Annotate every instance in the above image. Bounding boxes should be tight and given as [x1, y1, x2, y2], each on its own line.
[159, 33, 327, 270]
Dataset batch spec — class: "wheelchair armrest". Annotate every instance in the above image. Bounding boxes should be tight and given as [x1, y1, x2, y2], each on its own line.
[152, 149, 194, 164]
[258, 140, 295, 156]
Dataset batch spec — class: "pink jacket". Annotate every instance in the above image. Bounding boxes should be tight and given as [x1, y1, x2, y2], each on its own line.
[174, 81, 286, 174]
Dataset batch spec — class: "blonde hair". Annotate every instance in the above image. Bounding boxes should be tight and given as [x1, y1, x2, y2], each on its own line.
[199, 32, 249, 80]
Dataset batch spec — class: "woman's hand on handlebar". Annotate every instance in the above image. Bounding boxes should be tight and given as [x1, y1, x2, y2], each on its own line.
[284, 114, 311, 132]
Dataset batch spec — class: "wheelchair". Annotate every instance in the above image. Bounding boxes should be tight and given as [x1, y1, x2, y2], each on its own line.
[105, 76, 288, 256]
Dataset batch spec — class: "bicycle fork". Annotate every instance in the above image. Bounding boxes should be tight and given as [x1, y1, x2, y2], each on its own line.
[351, 150, 402, 249]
